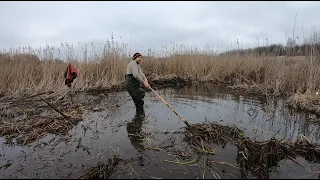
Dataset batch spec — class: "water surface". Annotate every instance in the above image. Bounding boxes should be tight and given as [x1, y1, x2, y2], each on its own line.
[0, 84, 319, 179]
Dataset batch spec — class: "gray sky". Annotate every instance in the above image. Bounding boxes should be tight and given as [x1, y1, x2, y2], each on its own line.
[1, 1, 320, 55]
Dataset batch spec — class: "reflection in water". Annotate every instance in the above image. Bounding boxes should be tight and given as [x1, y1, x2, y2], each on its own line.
[126, 111, 146, 152]
[155, 84, 320, 143]
[126, 110, 146, 166]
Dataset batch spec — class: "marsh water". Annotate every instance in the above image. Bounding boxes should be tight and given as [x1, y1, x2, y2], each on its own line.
[0, 84, 320, 179]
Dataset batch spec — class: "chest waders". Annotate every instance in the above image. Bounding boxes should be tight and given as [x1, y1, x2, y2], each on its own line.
[125, 74, 146, 114]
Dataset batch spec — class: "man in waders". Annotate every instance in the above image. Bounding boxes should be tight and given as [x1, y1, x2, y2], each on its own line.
[124, 52, 150, 117]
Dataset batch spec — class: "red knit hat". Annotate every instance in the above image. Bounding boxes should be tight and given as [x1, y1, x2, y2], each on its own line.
[133, 52, 142, 60]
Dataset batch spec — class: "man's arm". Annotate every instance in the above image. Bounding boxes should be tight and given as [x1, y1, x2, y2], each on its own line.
[139, 67, 150, 89]
[139, 66, 147, 82]
[131, 62, 145, 83]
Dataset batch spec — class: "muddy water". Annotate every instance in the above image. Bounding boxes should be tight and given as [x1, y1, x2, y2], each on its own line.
[1, 84, 320, 179]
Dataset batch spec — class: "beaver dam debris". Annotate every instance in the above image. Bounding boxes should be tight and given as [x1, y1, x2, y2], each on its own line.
[184, 123, 320, 179]
[0, 93, 90, 145]
[0, 113, 83, 145]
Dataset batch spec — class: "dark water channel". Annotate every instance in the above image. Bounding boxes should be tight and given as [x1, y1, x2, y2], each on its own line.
[0, 84, 319, 179]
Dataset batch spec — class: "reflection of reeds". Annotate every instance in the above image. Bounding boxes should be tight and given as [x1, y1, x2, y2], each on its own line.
[161, 83, 320, 144]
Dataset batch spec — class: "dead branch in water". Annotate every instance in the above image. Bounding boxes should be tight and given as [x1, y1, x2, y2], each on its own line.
[40, 97, 70, 119]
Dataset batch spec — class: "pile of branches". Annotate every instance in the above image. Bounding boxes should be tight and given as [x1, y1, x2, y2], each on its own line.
[186, 123, 244, 145]
[0, 92, 87, 145]
[184, 123, 320, 179]
[0, 114, 82, 145]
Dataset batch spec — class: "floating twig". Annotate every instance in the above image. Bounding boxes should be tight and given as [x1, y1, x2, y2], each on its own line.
[164, 158, 197, 165]
[211, 160, 240, 169]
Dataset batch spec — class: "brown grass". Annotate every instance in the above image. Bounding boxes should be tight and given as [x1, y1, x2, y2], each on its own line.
[1, 34, 320, 103]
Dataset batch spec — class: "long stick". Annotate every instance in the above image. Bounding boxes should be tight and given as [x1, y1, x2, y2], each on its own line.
[40, 97, 70, 119]
[149, 87, 190, 127]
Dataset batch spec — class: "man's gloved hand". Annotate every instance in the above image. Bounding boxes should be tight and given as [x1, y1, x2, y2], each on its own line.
[143, 80, 150, 89]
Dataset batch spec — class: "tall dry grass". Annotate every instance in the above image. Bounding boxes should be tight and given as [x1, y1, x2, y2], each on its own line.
[1, 33, 320, 98]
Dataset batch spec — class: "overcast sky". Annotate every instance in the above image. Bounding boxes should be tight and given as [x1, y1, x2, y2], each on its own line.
[1, 1, 320, 55]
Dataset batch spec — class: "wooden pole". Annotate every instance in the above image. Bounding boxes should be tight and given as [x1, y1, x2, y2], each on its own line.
[149, 87, 190, 127]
